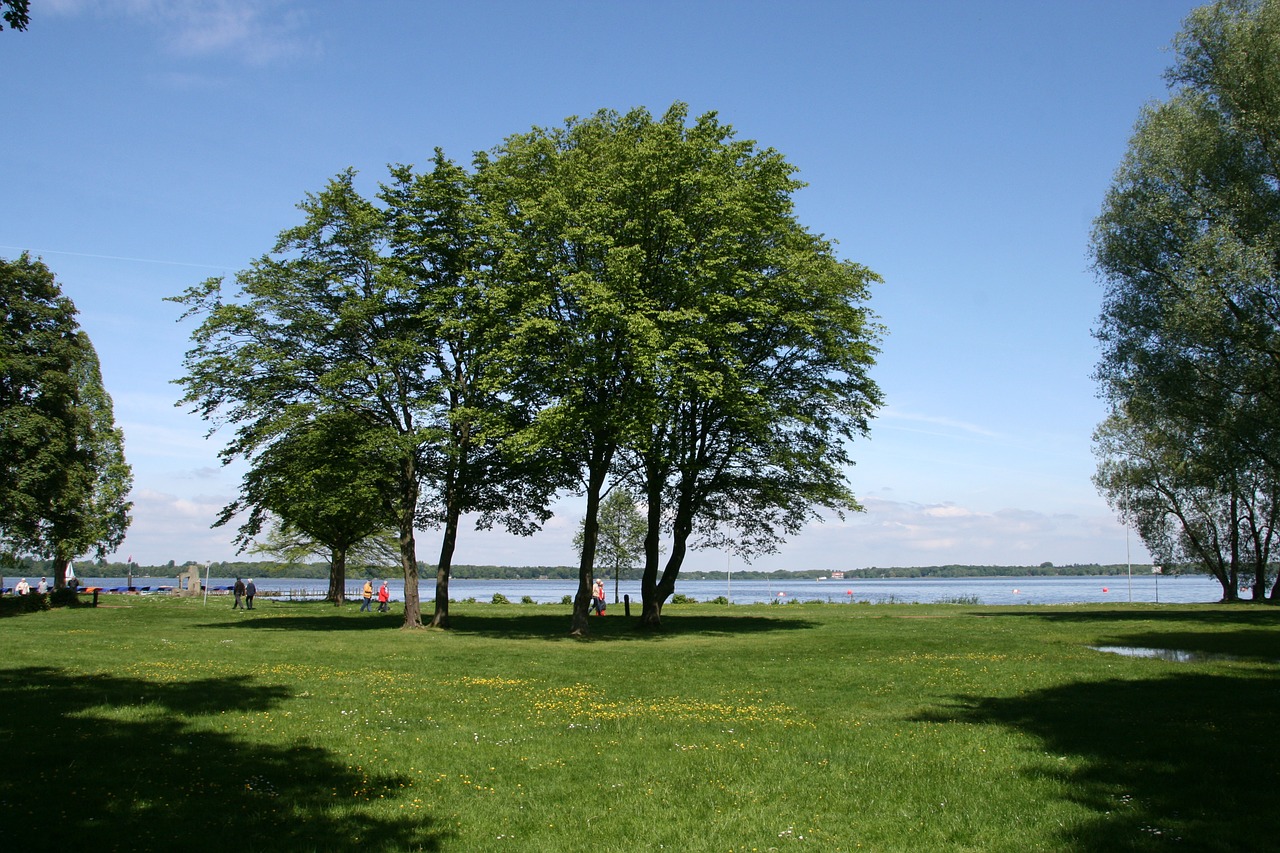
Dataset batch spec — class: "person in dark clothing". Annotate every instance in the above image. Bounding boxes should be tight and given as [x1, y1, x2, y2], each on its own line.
[245, 579, 257, 609]
[233, 577, 245, 609]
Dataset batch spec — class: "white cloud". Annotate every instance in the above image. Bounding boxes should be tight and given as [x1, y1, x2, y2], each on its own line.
[46, 0, 318, 64]
[735, 496, 1145, 572]
[876, 407, 1003, 440]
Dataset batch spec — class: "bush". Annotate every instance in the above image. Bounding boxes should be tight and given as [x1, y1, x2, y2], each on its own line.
[50, 588, 81, 608]
[670, 593, 695, 605]
[17, 591, 49, 612]
[490, 593, 509, 605]
[709, 596, 729, 605]
[560, 595, 573, 605]
[520, 595, 535, 604]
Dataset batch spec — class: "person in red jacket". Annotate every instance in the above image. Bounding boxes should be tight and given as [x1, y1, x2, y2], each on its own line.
[377, 580, 390, 612]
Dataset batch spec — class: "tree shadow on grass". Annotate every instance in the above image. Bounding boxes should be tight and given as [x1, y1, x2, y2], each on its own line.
[981, 605, 1280, 629]
[917, 666, 1280, 851]
[978, 607, 1280, 661]
[0, 666, 445, 852]
[199, 607, 818, 640]
[444, 610, 820, 640]
[196, 612, 404, 632]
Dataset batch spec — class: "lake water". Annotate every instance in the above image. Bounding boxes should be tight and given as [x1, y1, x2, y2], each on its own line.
[81, 572, 1232, 606]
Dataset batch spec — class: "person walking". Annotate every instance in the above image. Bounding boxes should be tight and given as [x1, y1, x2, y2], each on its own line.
[232, 577, 245, 609]
[15, 578, 30, 596]
[37, 577, 48, 594]
[377, 581, 390, 612]
[245, 579, 257, 610]
[591, 578, 606, 615]
[360, 579, 374, 612]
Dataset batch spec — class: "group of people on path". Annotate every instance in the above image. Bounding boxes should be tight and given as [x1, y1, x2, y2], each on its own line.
[228, 576, 391, 611]
[232, 577, 256, 610]
[361, 580, 391, 612]
[12, 575, 62, 596]
[9, 563, 79, 597]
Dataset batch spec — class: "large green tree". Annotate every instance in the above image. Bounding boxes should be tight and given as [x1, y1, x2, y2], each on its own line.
[172, 172, 438, 627]
[478, 110, 667, 635]
[0, 254, 133, 583]
[480, 104, 881, 631]
[174, 165, 557, 628]
[1092, 0, 1280, 599]
[382, 152, 562, 628]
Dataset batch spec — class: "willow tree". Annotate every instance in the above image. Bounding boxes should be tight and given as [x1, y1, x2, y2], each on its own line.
[0, 254, 132, 583]
[1092, 0, 1280, 599]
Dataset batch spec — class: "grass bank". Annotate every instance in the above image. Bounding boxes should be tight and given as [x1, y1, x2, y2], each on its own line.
[1, 595, 1276, 851]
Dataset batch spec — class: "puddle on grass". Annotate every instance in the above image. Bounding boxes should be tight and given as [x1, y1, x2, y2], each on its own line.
[1090, 645, 1269, 664]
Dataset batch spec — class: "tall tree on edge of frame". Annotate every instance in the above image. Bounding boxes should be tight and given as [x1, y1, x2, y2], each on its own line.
[1092, 0, 1280, 600]
[0, 254, 132, 584]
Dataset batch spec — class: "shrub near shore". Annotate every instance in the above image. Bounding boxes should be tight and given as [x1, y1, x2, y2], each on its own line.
[1, 596, 1276, 851]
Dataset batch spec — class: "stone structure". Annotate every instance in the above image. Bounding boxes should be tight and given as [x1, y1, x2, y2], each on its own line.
[176, 565, 202, 596]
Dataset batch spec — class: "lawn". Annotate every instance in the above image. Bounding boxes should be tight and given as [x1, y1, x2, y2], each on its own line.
[1, 594, 1276, 852]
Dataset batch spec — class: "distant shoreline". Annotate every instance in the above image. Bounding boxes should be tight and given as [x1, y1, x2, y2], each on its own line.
[13, 561, 1164, 581]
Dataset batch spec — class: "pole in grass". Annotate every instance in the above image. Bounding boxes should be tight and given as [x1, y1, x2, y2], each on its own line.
[203, 561, 211, 606]
[1153, 564, 1161, 603]
[1126, 528, 1132, 603]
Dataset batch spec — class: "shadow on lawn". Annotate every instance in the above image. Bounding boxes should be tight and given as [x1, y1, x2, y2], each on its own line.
[980, 607, 1280, 661]
[446, 611, 820, 640]
[203, 607, 817, 640]
[919, 664, 1280, 850]
[0, 666, 445, 853]
[983, 605, 1280, 628]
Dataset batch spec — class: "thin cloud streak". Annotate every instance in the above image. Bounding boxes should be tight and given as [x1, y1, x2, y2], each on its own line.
[44, 0, 318, 65]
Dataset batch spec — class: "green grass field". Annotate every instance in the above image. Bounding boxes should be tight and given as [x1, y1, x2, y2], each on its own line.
[1, 594, 1276, 852]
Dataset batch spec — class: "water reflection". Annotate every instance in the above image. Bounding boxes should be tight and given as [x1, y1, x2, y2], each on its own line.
[1091, 645, 1265, 664]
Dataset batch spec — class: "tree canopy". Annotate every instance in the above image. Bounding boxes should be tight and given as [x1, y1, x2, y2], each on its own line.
[1, 1, 29, 32]
[173, 103, 881, 633]
[1092, 0, 1280, 601]
[0, 254, 132, 581]
[219, 410, 399, 604]
[479, 104, 881, 629]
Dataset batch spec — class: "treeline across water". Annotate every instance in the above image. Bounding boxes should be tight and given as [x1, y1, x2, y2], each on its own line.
[10, 559, 1164, 580]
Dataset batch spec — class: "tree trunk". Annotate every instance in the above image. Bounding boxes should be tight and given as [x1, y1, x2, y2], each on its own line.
[639, 461, 664, 627]
[399, 458, 423, 629]
[430, 508, 460, 629]
[570, 457, 608, 637]
[51, 556, 69, 591]
[641, 501, 692, 628]
[328, 546, 347, 605]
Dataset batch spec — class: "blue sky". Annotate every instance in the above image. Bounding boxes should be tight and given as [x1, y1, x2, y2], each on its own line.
[3, 0, 1201, 570]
